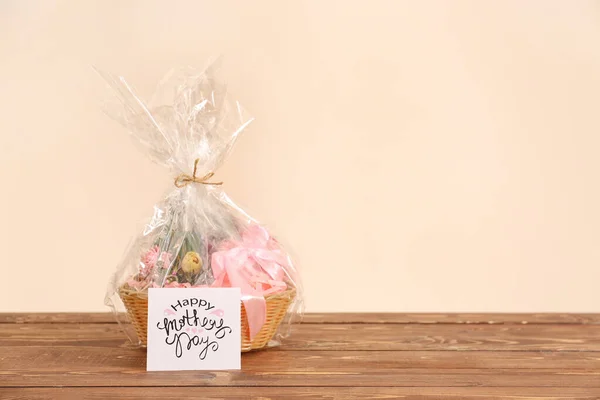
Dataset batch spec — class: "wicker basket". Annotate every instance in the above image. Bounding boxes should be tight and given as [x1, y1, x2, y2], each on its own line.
[118, 284, 295, 352]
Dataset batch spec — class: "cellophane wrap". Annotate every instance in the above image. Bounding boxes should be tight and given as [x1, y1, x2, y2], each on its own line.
[102, 60, 303, 347]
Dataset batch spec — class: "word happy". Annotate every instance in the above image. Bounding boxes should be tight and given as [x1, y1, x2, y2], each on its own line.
[170, 297, 215, 312]
[157, 305, 232, 360]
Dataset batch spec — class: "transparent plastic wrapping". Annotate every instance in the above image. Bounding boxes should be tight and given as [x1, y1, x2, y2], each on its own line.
[101, 60, 303, 349]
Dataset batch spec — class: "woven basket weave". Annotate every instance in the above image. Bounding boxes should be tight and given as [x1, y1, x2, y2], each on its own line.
[119, 284, 295, 352]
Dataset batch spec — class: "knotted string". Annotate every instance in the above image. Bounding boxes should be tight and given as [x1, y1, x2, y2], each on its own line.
[174, 159, 223, 188]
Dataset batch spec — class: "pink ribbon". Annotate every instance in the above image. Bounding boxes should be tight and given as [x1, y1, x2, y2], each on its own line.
[210, 224, 288, 340]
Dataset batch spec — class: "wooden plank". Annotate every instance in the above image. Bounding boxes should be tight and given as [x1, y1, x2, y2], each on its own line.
[0, 313, 121, 324]
[1, 347, 599, 387]
[2, 323, 599, 351]
[302, 313, 600, 325]
[2, 312, 599, 325]
[1, 387, 600, 400]
[2, 347, 599, 372]
[0, 367, 598, 388]
[288, 323, 600, 351]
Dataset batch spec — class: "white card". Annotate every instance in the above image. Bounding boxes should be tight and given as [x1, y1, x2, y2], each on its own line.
[146, 288, 241, 371]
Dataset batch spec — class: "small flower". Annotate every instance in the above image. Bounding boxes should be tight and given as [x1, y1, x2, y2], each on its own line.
[140, 246, 173, 276]
[181, 251, 202, 276]
[159, 252, 172, 269]
[141, 245, 160, 269]
[126, 278, 148, 290]
[164, 281, 192, 288]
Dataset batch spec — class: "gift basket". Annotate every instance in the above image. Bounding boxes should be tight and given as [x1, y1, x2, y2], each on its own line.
[102, 60, 303, 351]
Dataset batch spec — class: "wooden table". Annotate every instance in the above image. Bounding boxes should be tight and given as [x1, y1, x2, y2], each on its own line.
[1, 313, 599, 399]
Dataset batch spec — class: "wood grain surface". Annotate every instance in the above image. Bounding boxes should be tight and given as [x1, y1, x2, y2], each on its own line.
[1, 313, 599, 399]
[2, 312, 600, 324]
[2, 387, 600, 400]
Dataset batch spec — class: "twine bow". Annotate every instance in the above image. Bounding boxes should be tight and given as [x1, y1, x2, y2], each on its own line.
[174, 159, 223, 188]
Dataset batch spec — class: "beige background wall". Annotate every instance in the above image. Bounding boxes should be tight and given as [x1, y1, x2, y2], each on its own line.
[1, 0, 599, 312]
